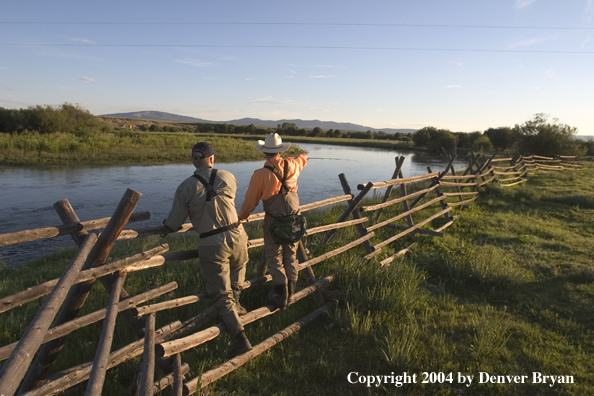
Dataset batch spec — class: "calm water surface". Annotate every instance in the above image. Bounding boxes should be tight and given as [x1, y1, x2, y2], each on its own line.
[0, 143, 467, 266]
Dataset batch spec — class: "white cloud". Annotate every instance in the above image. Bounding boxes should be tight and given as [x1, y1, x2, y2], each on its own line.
[585, 0, 594, 22]
[316, 65, 333, 68]
[447, 85, 462, 88]
[583, 35, 592, 48]
[543, 70, 555, 79]
[176, 58, 214, 67]
[310, 75, 333, 79]
[507, 36, 553, 48]
[79, 77, 95, 83]
[71, 37, 95, 44]
[245, 78, 254, 81]
[516, 0, 536, 8]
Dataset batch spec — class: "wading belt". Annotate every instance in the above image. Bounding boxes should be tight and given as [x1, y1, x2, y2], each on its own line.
[192, 169, 240, 238]
[264, 161, 290, 196]
[199, 221, 240, 239]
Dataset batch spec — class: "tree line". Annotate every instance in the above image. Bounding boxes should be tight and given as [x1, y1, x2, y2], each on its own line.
[412, 113, 593, 157]
[1, 104, 592, 157]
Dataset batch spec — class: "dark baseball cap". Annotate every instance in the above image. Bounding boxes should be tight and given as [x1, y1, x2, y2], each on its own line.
[191, 142, 217, 158]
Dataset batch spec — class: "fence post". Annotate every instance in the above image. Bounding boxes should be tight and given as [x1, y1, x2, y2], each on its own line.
[427, 167, 454, 222]
[18, 188, 142, 393]
[84, 272, 127, 396]
[0, 234, 97, 396]
[296, 241, 325, 306]
[138, 313, 156, 396]
[54, 199, 88, 246]
[318, 175, 373, 252]
[373, 156, 405, 223]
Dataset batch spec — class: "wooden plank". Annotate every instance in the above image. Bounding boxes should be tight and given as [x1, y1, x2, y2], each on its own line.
[135, 296, 199, 318]
[356, 172, 440, 190]
[185, 303, 333, 393]
[156, 274, 337, 359]
[379, 243, 417, 267]
[244, 195, 353, 223]
[439, 181, 477, 187]
[447, 196, 479, 207]
[0, 211, 149, 248]
[19, 321, 184, 396]
[305, 218, 369, 235]
[0, 282, 178, 362]
[360, 184, 439, 213]
[441, 191, 479, 197]
[365, 207, 452, 257]
[499, 179, 527, 187]
[366, 195, 445, 232]
[0, 234, 96, 396]
[318, 176, 373, 246]
[84, 272, 127, 396]
[0, 245, 168, 314]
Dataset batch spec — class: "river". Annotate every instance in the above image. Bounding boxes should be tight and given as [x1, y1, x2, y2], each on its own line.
[0, 143, 468, 266]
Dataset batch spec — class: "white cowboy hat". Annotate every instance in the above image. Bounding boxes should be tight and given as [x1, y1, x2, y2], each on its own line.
[255, 133, 291, 153]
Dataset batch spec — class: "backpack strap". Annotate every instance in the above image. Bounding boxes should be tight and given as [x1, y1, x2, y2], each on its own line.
[264, 161, 289, 195]
[192, 168, 218, 201]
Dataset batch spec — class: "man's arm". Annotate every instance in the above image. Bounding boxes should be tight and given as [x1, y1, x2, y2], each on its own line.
[238, 172, 265, 220]
[163, 184, 190, 231]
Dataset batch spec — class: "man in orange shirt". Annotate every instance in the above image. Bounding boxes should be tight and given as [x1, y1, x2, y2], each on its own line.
[238, 133, 308, 310]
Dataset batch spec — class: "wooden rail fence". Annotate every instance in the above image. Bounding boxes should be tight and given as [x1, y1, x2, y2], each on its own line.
[0, 152, 581, 395]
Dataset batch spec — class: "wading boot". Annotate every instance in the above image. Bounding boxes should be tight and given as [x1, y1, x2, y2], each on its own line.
[268, 283, 288, 310]
[232, 288, 248, 316]
[226, 330, 252, 359]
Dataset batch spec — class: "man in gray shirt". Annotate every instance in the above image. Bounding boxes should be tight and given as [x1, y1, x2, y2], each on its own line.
[164, 142, 251, 359]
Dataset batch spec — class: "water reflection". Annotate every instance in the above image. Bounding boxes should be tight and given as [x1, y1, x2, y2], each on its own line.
[0, 143, 467, 266]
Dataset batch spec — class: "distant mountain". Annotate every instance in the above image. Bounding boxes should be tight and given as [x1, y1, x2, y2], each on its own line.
[101, 111, 211, 123]
[100, 111, 416, 134]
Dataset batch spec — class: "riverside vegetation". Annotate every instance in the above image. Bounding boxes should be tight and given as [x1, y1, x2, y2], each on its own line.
[0, 159, 593, 395]
[3, 104, 592, 166]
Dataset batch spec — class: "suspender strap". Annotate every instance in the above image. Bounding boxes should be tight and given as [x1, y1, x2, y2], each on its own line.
[264, 161, 290, 195]
[192, 168, 218, 201]
[199, 221, 241, 239]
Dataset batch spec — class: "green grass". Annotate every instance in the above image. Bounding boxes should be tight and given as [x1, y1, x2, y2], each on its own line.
[0, 160, 593, 395]
[0, 131, 305, 165]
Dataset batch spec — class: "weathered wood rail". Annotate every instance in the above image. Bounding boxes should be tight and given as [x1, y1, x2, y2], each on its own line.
[0, 152, 582, 395]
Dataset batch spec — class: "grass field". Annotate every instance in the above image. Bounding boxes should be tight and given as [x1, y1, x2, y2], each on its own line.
[0, 159, 592, 395]
[0, 130, 414, 166]
[0, 131, 305, 165]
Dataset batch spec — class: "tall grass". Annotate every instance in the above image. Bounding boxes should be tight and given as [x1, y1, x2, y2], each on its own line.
[0, 131, 304, 165]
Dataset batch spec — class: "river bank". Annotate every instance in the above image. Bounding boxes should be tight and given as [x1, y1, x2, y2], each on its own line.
[0, 130, 416, 166]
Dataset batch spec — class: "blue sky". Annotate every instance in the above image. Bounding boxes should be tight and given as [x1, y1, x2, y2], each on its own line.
[1, 0, 593, 135]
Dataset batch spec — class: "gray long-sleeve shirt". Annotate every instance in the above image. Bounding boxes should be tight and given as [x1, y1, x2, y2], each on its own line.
[164, 165, 240, 239]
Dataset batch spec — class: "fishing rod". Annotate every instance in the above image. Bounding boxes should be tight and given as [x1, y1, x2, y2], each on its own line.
[306, 157, 360, 162]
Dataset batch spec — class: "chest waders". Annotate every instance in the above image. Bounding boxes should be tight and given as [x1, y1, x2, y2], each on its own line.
[263, 161, 305, 310]
[263, 161, 306, 244]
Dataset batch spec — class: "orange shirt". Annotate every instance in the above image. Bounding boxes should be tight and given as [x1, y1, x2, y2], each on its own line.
[238, 153, 308, 220]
